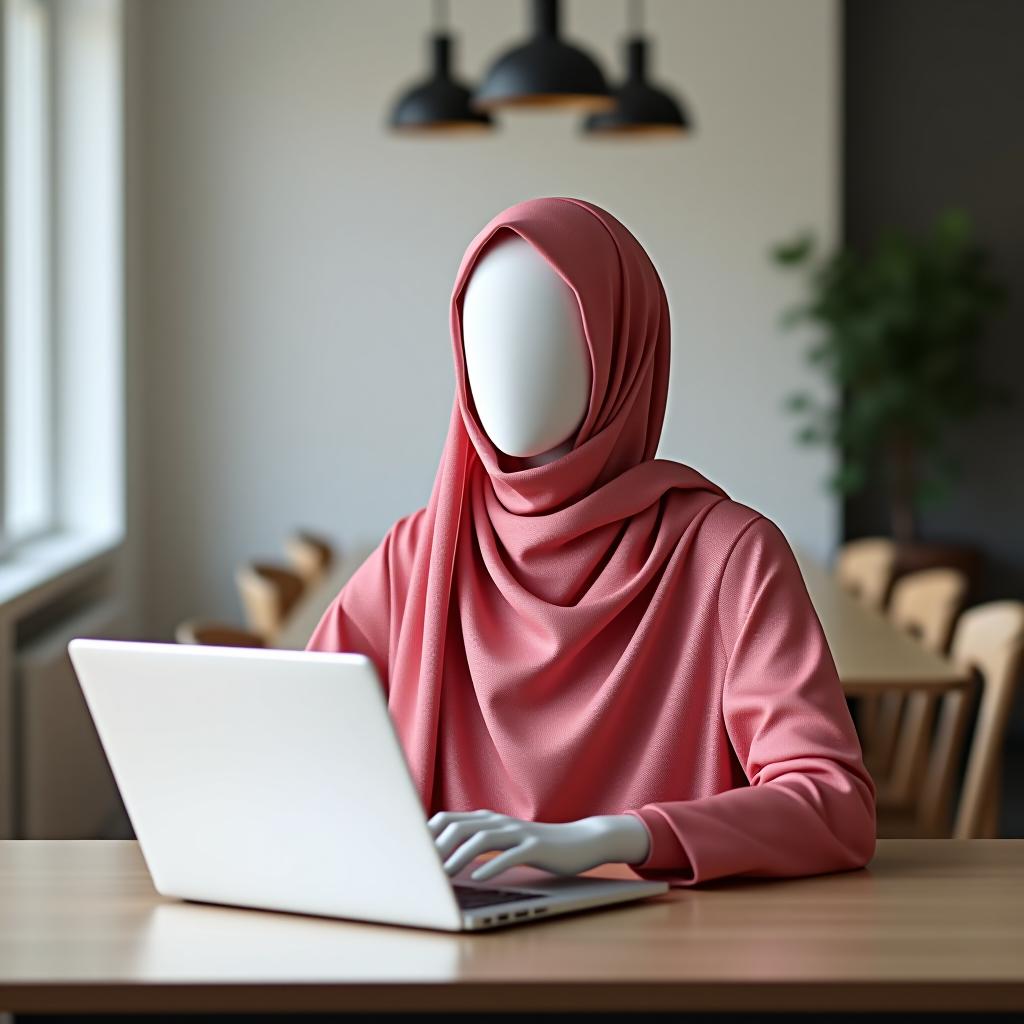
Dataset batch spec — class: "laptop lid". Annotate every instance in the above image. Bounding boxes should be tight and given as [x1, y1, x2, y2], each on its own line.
[69, 639, 465, 931]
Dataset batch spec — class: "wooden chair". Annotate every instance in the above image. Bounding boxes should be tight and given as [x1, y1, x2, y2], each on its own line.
[870, 569, 969, 789]
[235, 562, 306, 643]
[834, 537, 898, 611]
[284, 529, 335, 584]
[878, 600, 1024, 839]
[834, 537, 899, 752]
[889, 568, 969, 654]
[951, 601, 1024, 838]
[175, 620, 265, 648]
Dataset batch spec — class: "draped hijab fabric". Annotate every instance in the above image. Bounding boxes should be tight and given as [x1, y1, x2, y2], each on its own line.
[308, 196, 877, 885]
[378, 196, 726, 809]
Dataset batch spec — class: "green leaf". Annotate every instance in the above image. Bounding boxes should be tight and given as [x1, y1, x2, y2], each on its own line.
[772, 234, 815, 266]
[806, 343, 831, 365]
[783, 391, 814, 413]
[795, 424, 826, 445]
[827, 461, 867, 495]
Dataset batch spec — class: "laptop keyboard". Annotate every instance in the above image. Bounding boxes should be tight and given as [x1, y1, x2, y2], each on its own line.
[453, 883, 546, 910]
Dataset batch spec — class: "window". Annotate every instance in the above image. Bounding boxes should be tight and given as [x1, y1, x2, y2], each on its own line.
[3, 0, 54, 549]
[1, 0, 123, 565]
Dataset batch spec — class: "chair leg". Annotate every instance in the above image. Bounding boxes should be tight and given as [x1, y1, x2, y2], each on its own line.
[917, 681, 977, 838]
[866, 692, 905, 781]
[856, 694, 881, 760]
[979, 763, 1002, 838]
[878, 692, 936, 810]
[954, 667, 1013, 840]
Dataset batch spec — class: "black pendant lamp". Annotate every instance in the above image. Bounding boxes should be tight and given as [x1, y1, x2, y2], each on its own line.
[473, 0, 613, 112]
[389, 0, 493, 134]
[584, 0, 691, 136]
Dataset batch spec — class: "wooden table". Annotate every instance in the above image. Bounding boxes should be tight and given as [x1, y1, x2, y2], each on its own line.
[793, 546, 971, 697]
[1, 840, 1023, 1014]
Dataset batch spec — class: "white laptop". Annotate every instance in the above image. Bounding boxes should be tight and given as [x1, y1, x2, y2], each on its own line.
[68, 639, 669, 932]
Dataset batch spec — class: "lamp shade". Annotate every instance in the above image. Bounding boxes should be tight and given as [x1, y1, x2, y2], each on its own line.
[390, 35, 493, 133]
[473, 0, 613, 112]
[584, 38, 690, 135]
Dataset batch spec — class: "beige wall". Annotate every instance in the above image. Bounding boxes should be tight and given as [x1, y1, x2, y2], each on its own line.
[137, 0, 840, 635]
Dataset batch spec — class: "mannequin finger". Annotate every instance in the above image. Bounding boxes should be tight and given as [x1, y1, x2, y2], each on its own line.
[469, 840, 538, 883]
[427, 809, 494, 837]
[442, 827, 521, 877]
[435, 817, 508, 859]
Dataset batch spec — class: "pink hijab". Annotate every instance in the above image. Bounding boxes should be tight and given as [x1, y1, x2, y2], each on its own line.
[315, 196, 735, 812]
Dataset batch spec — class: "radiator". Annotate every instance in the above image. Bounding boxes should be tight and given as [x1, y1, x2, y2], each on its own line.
[16, 599, 132, 839]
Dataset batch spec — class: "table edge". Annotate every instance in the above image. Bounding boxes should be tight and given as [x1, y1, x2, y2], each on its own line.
[3, 979, 1024, 1014]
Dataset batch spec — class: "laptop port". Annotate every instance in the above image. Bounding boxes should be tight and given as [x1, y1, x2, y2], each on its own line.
[497, 914, 509, 921]
[483, 917, 492, 924]
[514, 910, 529, 918]
[535, 907, 547, 913]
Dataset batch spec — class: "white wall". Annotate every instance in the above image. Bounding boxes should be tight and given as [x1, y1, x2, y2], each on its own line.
[138, 0, 840, 636]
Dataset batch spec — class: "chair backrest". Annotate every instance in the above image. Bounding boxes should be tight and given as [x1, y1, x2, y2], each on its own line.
[834, 537, 897, 610]
[888, 568, 969, 655]
[284, 529, 335, 584]
[950, 601, 1024, 839]
[235, 562, 306, 642]
[175, 620, 265, 648]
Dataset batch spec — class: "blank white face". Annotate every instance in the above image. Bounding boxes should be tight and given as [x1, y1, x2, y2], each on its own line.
[461, 234, 591, 460]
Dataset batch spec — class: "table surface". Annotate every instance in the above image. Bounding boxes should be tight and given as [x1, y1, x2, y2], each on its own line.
[792, 546, 970, 694]
[1, 840, 1023, 1014]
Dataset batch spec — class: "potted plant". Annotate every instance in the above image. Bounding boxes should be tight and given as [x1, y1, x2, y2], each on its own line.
[771, 209, 1009, 582]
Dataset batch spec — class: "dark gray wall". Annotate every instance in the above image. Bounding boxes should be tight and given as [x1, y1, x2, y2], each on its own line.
[843, 0, 1024, 602]
[844, 0, 1024, 741]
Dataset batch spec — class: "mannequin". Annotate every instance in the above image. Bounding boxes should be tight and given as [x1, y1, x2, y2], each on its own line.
[432, 231, 651, 882]
[306, 197, 875, 892]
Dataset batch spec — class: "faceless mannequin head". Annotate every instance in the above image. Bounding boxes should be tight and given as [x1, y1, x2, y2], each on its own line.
[462, 233, 591, 468]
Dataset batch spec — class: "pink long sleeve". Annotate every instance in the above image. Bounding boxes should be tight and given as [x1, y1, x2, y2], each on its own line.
[624, 517, 877, 886]
[306, 534, 393, 692]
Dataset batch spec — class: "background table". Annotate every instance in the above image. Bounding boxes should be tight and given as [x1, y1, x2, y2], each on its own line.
[793, 546, 970, 696]
[1, 839, 1023, 1014]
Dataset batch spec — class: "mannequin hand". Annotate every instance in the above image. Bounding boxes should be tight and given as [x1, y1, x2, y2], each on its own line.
[428, 809, 651, 883]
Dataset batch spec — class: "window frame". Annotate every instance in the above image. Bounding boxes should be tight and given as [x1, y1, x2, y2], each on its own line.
[1, 0, 125, 576]
[1, 0, 60, 556]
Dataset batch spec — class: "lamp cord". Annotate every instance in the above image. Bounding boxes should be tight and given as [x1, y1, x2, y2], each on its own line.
[433, 0, 449, 34]
[627, 0, 645, 37]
